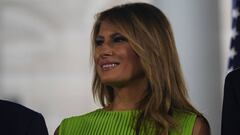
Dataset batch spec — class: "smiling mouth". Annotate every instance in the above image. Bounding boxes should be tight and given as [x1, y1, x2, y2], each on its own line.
[101, 63, 120, 71]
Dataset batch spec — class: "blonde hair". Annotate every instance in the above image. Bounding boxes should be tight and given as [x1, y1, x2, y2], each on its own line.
[91, 3, 201, 135]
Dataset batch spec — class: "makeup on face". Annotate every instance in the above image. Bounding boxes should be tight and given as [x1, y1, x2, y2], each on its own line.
[94, 21, 144, 87]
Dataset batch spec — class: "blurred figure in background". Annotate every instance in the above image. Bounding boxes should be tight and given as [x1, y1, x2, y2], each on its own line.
[222, 68, 240, 135]
[55, 2, 210, 135]
[0, 99, 48, 135]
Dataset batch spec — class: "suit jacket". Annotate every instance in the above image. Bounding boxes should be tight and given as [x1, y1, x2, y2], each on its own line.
[221, 68, 240, 135]
[0, 100, 49, 135]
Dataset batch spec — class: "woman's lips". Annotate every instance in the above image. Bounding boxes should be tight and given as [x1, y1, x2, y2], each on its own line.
[98, 59, 120, 71]
[101, 63, 119, 71]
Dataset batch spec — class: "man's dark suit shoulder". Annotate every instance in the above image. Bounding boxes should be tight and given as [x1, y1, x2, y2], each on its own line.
[225, 68, 240, 83]
[221, 68, 240, 135]
[0, 100, 49, 135]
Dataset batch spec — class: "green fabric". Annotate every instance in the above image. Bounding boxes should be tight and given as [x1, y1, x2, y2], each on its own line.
[59, 109, 197, 135]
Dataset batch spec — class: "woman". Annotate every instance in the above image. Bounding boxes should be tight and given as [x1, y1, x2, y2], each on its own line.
[55, 2, 210, 135]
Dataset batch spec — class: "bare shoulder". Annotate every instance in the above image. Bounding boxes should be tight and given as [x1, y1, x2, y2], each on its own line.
[54, 126, 59, 135]
[192, 116, 210, 135]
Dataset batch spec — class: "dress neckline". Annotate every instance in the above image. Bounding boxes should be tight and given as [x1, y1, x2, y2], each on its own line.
[98, 108, 141, 113]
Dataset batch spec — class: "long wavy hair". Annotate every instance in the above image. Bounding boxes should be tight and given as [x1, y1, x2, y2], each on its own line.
[91, 2, 201, 135]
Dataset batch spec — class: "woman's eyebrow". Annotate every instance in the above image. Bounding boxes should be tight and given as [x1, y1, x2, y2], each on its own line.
[110, 33, 122, 38]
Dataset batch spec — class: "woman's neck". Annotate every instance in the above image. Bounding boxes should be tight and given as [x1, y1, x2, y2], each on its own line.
[109, 77, 148, 111]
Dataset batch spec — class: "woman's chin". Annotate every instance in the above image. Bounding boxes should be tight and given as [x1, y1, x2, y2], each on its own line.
[101, 79, 118, 85]
[100, 78, 125, 87]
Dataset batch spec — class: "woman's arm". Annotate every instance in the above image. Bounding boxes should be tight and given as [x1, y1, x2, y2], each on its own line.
[54, 126, 59, 135]
[192, 116, 210, 135]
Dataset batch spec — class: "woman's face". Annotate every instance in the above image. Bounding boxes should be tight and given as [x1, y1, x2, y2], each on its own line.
[94, 21, 145, 87]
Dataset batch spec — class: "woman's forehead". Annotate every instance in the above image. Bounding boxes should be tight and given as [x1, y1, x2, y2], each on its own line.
[97, 21, 125, 35]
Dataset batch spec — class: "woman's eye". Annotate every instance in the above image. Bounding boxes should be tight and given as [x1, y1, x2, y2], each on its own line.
[95, 37, 104, 46]
[112, 35, 128, 43]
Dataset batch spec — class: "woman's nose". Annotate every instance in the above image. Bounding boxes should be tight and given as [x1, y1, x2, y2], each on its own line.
[96, 44, 113, 58]
[100, 48, 113, 57]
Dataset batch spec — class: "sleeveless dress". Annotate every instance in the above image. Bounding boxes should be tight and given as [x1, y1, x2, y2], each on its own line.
[59, 109, 196, 135]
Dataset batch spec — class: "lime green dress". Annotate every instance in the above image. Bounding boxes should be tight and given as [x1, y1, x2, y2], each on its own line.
[59, 109, 196, 135]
